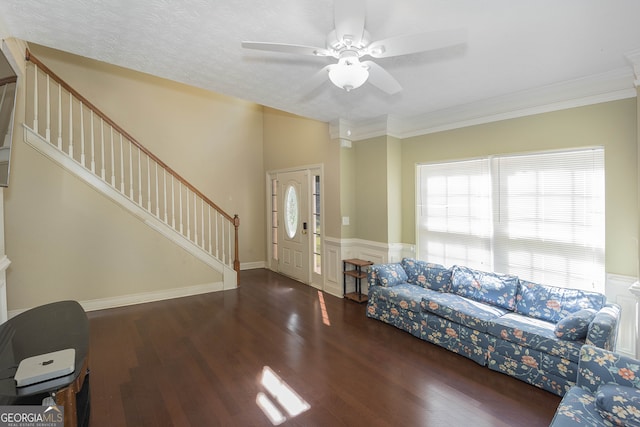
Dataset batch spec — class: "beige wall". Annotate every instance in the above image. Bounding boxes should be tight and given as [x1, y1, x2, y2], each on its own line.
[4, 43, 266, 310]
[353, 136, 388, 242]
[394, 99, 637, 277]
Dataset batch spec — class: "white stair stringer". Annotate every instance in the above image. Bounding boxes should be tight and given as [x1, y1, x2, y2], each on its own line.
[23, 124, 238, 290]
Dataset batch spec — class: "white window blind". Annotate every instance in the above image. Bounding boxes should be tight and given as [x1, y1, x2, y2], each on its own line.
[417, 148, 605, 292]
[492, 148, 605, 291]
[417, 158, 492, 270]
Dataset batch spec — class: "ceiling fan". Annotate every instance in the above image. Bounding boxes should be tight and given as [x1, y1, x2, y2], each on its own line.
[241, 0, 466, 94]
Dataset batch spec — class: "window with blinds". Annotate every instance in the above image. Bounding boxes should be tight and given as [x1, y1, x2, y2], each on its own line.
[417, 147, 605, 292]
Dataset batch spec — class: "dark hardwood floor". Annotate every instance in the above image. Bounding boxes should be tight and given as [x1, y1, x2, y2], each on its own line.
[87, 269, 561, 426]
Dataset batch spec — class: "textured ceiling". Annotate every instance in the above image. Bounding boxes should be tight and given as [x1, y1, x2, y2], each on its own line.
[1, 0, 639, 138]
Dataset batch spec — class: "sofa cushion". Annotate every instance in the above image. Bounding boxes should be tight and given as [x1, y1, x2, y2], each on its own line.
[516, 279, 606, 323]
[372, 263, 408, 287]
[595, 384, 640, 427]
[549, 381, 601, 426]
[554, 308, 597, 341]
[421, 293, 508, 333]
[491, 339, 579, 381]
[488, 312, 584, 363]
[450, 265, 519, 310]
[369, 283, 440, 314]
[401, 258, 452, 292]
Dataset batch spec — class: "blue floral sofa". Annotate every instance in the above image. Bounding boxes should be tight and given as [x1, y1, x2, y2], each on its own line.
[550, 345, 640, 426]
[366, 258, 621, 396]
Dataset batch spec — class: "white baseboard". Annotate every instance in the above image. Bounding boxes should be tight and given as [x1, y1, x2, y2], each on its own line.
[8, 281, 230, 318]
[241, 261, 266, 270]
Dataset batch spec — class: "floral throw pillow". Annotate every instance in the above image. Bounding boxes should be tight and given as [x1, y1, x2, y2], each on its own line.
[554, 308, 596, 341]
[595, 384, 640, 427]
[375, 264, 408, 287]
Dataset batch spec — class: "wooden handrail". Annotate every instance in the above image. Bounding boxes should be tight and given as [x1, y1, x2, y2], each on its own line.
[0, 76, 17, 86]
[25, 49, 240, 274]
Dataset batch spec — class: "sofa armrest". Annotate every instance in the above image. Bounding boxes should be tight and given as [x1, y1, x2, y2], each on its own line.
[366, 263, 408, 288]
[585, 303, 620, 351]
[576, 345, 640, 393]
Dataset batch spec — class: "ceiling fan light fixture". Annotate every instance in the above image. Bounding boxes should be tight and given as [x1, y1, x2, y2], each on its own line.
[328, 57, 369, 91]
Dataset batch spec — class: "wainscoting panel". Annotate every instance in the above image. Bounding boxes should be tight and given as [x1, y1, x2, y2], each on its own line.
[324, 238, 341, 298]
[606, 273, 637, 358]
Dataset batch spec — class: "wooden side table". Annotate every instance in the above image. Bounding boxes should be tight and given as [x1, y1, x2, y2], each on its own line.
[343, 258, 373, 303]
[0, 300, 90, 427]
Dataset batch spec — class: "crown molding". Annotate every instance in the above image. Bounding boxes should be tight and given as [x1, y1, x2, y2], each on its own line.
[625, 48, 640, 87]
[339, 66, 637, 142]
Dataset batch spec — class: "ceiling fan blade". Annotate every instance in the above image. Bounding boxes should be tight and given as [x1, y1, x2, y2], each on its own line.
[366, 29, 467, 58]
[241, 41, 332, 57]
[362, 61, 402, 95]
[334, 0, 366, 46]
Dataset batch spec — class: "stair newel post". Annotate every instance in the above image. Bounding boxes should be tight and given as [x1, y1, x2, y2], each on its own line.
[234, 214, 240, 276]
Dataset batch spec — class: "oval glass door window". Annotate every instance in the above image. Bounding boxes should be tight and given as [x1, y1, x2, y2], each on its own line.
[284, 184, 299, 239]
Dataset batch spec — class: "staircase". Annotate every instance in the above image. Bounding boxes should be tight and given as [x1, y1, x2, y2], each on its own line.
[22, 50, 239, 287]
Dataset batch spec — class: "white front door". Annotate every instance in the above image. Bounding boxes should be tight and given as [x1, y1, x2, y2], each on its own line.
[277, 170, 310, 283]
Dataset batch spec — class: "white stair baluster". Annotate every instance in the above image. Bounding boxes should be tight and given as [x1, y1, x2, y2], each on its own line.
[155, 163, 159, 217]
[128, 141, 134, 200]
[221, 214, 226, 264]
[119, 134, 124, 192]
[228, 220, 232, 266]
[100, 119, 105, 179]
[146, 156, 151, 211]
[201, 200, 205, 249]
[193, 193, 198, 245]
[208, 206, 212, 254]
[163, 169, 168, 223]
[33, 64, 38, 131]
[186, 189, 191, 240]
[137, 147, 142, 205]
[171, 176, 176, 229]
[110, 127, 115, 186]
[90, 111, 95, 173]
[179, 182, 183, 234]
[45, 75, 50, 142]
[68, 95, 74, 158]
[57, 83, 62, 149]
[80, 102, 85, 167]
[215, 212, 220, 259]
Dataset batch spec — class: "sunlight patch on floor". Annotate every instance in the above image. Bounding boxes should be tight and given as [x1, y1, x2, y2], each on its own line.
[318, 290, 331, 326]
[256, 366, 311, 425]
